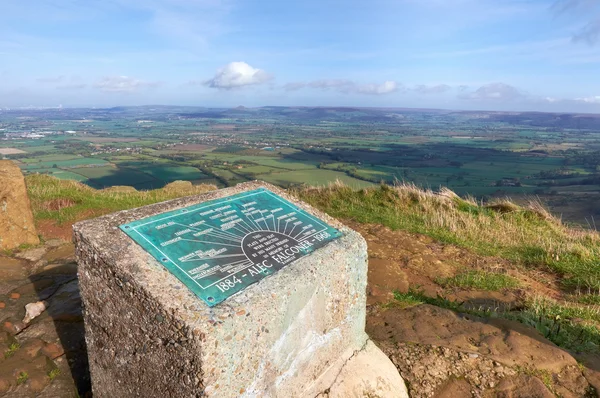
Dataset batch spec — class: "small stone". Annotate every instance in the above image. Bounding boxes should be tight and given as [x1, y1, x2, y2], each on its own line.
[23, 301, 48, 324]
[22, 339, 45, 358]
[468, 353, 479, 359]
[9, 292, 20, 300]
[0, 302, 5, 309]
[3, 320, 26, 335]
[28, 373, 50, 393]
[41, 342, 65, 359]
[236, 310, 246, 316]
[16, 247, 47, 262]
[0, 376, 11, 394]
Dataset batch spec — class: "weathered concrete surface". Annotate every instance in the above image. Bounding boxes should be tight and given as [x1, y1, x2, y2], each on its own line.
[74, 181, 407, 397]
[0, 160, 39, 250]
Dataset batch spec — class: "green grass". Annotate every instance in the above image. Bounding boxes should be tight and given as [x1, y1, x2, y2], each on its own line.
[296, 183, 600, 291]
[573, 294, 600, 305]
[20, 154, 77, 163]
[16, 372, 28, 385]
[48, 368, 61, 381]
[436, 270, 521, 291]
[259, 169, 373, 188]
[4, 342, 20, 359]
[71, 166, 157, 188]
[26, 174, 216, 225]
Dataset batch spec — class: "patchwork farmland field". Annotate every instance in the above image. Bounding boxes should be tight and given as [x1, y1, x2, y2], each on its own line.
[2, 105, 600, 223]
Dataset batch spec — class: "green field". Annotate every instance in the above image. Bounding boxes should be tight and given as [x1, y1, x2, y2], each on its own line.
[21, 158, 109, 170]
[257, 169, 374, 188]
[2, 105, 600, 224]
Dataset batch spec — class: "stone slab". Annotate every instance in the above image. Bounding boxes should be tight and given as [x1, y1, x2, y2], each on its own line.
[74, 181, 374, 397]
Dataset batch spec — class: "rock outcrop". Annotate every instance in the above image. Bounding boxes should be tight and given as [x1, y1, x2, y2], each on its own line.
[0, 160, 39, 250]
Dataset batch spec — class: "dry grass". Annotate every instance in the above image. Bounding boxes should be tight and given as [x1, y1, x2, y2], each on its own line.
[295, 181, 600, 290]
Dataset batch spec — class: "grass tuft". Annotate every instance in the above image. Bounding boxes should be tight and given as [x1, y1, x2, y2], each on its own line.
[436, 270, 521, 291]
[16, 371, 28, 385]
[48, 367, 61, 381]
[4, 342, 20, 359]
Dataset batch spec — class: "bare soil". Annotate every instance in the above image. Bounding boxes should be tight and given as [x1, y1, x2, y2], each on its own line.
[348, 221, 599, 397]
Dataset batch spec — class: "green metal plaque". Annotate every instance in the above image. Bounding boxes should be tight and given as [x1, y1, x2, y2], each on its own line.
[120, 188, 342, 307]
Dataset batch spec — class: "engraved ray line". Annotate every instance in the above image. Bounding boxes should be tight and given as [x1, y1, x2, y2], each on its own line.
[234, 221, 252, 234]
[207, 222, 246, 238]
[283, 219, 291, 235]
[237, 216, 259, 233]
[206, 231, 242, 243]
[266, 214, 276, 231]
[206, 228, 242, 240]
[293, 226, 309, 239]
[227, 259, 252, 267]
[248, 210, 269, 232]
[247, 216, 262, 231]
[189, 229, 240, 243]
[257, 211, 271, 232]
[249, 212, 264, 231]
[181, 253, 246, 263]
[241, 210, 261, 231]
[231, 224, 251, 236]
[180, 239, 240, 247]
[288, 222, 299, 237]
[205, 254, 246, 259]
[214, 228, 244, 240]
[174, 222, 244, 239]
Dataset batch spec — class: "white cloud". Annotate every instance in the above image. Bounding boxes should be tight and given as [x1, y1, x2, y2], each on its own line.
[284, 79, 401, 95]
[460, 83, 525, 101]
[94, 76, 159, 93]
[414, 84, 452, 94]
[204, 62, 272, 89]
[575, 95, 600, 103]
[356, 81, 399, 95]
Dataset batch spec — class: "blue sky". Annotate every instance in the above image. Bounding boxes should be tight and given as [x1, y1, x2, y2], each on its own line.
[1, 0, 599, 112]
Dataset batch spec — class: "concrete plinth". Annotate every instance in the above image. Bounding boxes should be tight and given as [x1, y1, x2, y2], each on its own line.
[74, 181, 408, 397]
